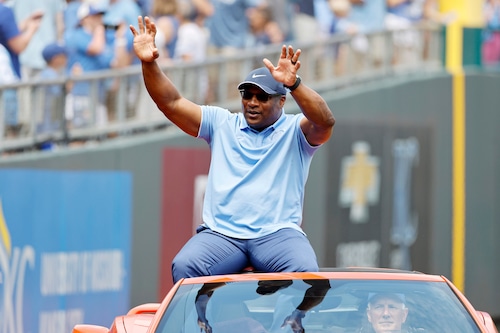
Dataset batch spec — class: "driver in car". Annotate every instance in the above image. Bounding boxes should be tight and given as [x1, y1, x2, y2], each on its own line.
[366, 293, 409, 333]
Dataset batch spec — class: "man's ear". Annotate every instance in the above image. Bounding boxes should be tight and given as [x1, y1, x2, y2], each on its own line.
[279, 96, 286, 107]
[366, 309, 373, 323]
[402, 307, 409, 322]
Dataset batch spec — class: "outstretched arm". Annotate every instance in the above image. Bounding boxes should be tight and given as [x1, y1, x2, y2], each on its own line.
[130, 16, 202, 137]
[263, 45, 335, 146]
[195, 283, 227, 333]
[281, 280, 331, 333]
[9, 10, 43, 55]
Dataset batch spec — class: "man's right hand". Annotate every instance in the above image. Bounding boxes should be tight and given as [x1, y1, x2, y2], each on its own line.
[129, 16, 159, 63]
[197, 318, 212, 333]
[281, 309, 306, 333]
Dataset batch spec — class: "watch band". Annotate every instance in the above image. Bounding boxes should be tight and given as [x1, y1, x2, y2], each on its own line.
[284, 75, 301, 92]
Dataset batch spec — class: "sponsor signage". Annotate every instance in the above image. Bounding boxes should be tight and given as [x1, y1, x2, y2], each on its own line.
[327, 122, 432, 271]
[159, 148, 210, 296]
[0, 170, 132, 333]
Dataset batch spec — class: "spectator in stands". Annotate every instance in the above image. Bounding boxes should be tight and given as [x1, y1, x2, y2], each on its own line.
[482, 0, 500, 66]
[64, 0, 82, 37]
[347, 0, 386, 39]
[36, 43, 68, 137]
[205, 0, 264, 52]
[386, 0, 426, 24]
[384, 0, 427, 65]
[422, 0, 456, 26]
[189, 0, 214, 27]
[327, 0, 355, 75]
[420, 0, 456, 61]
[103, 0, 142, 60]
[104, 0, 143, 29]
[173, 0, 209, 103]
[266, 0, 295, 42]
[64, 2, 130, 128]
[0, 0, 43, 136]
[102, 0, 141, 119]
[150, 0, 180, 62]
[291, 0, 322, 42]
[174, 0, 207, 59]
[204, 0, 265, 102]
[0, 43, 19, 138]
[329, 0, 356, 35]
[12, 0, 65, 78]
[136, 0, 153, 16]
[339, 0, 386, 70]
[386, 0, 458, 40]
[130, 16, 335, 282]
[0, 1, 43, 79]
[246, 4, 285, 48]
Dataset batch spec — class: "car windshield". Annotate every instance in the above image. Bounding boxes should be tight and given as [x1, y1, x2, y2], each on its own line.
[156, 279, 481, 333]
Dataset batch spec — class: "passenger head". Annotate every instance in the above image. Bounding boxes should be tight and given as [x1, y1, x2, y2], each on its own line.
[366, 293, 408, 333]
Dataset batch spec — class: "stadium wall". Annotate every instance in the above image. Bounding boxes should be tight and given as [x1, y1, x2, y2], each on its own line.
[1, 70, 499, 322]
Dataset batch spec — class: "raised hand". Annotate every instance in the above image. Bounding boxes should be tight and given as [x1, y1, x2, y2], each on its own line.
[129, 16, 159, 63]
[263, 45, 301, 87]
[281, 309, 306, 333]
[197, 318, 212, 333]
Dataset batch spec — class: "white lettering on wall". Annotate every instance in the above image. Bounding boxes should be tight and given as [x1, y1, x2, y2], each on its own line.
[38, 309, 84, 333]
[40, 250, 125, 295]
[336, 240, 381, 267]
[1, 246, 36, 333]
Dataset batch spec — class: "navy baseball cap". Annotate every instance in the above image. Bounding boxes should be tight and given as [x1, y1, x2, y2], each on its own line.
[42, 43, 67, 63]
[368, 292, 406, 304]
[237, 67, 287, 95]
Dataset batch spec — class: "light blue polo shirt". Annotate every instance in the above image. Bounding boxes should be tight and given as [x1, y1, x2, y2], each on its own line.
[198, 105, 320, 239]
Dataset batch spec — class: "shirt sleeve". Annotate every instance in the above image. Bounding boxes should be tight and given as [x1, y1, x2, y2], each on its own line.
[295, 113, 321, 157]
[0, 6, 21, 41]
[198, 105, 232, 143]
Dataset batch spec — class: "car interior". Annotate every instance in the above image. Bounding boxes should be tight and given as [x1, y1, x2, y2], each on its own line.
[156, 279, 482, 333]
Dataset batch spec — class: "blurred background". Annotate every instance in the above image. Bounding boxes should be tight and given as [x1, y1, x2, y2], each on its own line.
[0, 0, 499, 332]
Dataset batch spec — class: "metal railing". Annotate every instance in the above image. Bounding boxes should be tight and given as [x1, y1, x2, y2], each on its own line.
[0, 26, 444, 154]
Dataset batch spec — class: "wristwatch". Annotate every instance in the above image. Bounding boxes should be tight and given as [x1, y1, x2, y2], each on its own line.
[284, 75, 301, 92]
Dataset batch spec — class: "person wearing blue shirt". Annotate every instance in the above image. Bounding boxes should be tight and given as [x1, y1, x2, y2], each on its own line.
[12, 0, 65, 78]
[37, 42, 68, 136]
[0, 2, 43, 78]
[348, 0, 386, 33]
[64, 2, 130, 128]
[482, 0, 500, 65]
[0, 2, 42, 134]
[204, 0, 264, 102]
[130, 16, 335, 283]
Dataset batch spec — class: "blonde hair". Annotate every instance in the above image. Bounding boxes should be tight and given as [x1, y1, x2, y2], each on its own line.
[151, 0, 178, 17]
[329, 0, 351, 17]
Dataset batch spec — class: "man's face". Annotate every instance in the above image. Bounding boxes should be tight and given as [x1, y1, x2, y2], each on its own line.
[240, 85, 285, 132]
[367, 296, 408, 333]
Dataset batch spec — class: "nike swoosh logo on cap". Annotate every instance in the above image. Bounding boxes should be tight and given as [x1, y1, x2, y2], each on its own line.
[252, 74, 266, 78]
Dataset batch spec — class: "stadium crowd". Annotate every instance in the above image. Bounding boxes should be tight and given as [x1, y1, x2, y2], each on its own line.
[0, 0, 497, 150]
[0, 0, 462, 79]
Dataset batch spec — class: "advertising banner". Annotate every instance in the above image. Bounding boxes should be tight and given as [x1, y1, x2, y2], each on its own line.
[0, 169, 132, 333]
[159, 148, 210, 296]
[325, 121, 432, 272]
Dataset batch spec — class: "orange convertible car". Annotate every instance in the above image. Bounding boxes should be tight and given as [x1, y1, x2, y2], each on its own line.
[73, 268, 498, 333]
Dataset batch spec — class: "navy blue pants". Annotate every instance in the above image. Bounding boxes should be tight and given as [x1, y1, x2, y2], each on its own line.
[171, 227, 319, 283]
